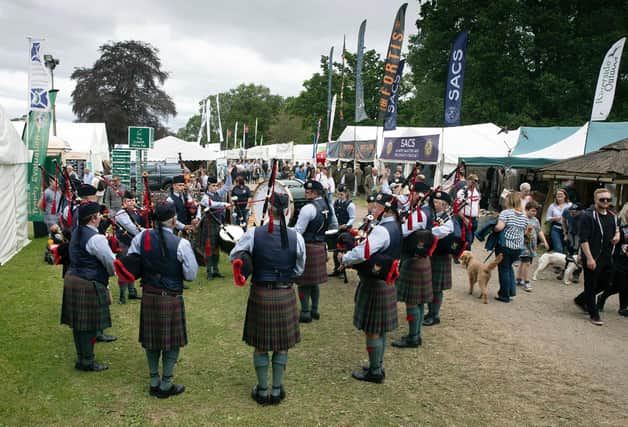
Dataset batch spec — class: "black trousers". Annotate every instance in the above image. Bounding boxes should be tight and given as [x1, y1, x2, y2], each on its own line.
[575, 260, 612, 318]
[598, 269, 628, 310]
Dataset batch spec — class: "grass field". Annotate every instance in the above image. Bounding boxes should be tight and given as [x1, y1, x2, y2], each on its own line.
[1, 237, 627, 426]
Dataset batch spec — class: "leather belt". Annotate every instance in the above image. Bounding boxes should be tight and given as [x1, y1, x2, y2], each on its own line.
[253, 282, 293, 289]
[142, 284, 182, 297]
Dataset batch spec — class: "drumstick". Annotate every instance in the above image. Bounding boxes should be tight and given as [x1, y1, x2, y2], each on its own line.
[203, 206, 236, 241]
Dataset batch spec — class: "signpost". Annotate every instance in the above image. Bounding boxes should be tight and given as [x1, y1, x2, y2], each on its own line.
[111, 148, 131, 187]
[126, 126, 153, 194]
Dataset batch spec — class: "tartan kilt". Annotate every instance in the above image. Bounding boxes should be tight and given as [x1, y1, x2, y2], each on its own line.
[243, 285, 301, 351]
[353, 276, 399, 334]
[396, 256, 433, 305]
[139, 293, 188, 351]
[61, 273, 111, 331]
[198, 216, 221, 257]
[431, 254, 453, 293]
[295, 242, 327, 285]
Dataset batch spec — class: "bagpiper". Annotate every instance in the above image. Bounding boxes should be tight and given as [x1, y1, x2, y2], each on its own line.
[113, 191, 144, 304]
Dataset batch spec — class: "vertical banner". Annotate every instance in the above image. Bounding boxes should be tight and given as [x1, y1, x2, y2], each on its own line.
[216, 94, 224, 144]
[355, 19, 368, 122]
[591, 37, 626, 121]
[243, 124, 248, 148]
[28, 38, 50, 111]
[383, 59, 405, 131]
[377, 3, 408, 122]
[444, 30, 469, 126]
[234, 121, 238, 149]
[197, 101, 206, 144]
[206, 99, 211, 144]
[328, 94, 337, 142]
[312, 117, 322, 159]
[254, 117, 258, 146]
[339, 35, 346, 124]
[327, 46, 334, 132]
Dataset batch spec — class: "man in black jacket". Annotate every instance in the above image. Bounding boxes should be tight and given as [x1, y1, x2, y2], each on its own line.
[574, 188, 620, 325]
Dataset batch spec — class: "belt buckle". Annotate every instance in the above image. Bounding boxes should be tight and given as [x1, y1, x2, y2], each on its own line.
[161, 291, 169, 296]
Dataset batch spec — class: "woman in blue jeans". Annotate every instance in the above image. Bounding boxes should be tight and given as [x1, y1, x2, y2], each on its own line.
[494, 191, 528, 302]
[545, 188, 571, 253]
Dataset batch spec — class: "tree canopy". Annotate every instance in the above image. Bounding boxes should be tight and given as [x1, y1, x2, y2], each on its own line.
[71, 40, 176, 150]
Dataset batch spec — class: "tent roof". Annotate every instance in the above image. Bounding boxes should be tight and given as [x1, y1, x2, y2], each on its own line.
[461, 156, 557, 169]
[513, 126, 580, 156]
[147, 136, 220, 161]
[1, 109, 29, 165]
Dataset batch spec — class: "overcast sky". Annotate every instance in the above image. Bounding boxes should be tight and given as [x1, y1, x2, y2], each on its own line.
[0, 0, 420, 131]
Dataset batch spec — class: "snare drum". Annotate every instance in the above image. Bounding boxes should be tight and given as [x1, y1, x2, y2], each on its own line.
[325, 229, 338, 251]
[219, 225, 244, 254]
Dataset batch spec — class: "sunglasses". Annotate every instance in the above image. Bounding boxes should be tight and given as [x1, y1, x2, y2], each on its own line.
[597, 198, 611, 203]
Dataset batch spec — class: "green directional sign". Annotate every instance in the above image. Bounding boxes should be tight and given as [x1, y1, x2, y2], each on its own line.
[128, 126, 153, 149]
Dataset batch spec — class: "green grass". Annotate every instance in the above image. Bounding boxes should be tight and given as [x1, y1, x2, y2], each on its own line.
[1, 237, 626, 426]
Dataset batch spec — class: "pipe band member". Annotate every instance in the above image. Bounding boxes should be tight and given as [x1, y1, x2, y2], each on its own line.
[330, 184, 356, 276]
[114, 190, 144, 303]
[128, 202, 198, 398]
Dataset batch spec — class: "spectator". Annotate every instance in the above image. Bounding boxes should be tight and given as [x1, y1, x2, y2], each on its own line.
[457, 174, 481, 250]
[545, 188, 571, 253]
[494, 191, 528, 303]
[516, 200, 548, 292]
[574, 189, 620, 325]
[231, 176, 252, 228]
[83, 167, 94, 185]
[363, 167, 379, 195]
[519, 182, 532, 211]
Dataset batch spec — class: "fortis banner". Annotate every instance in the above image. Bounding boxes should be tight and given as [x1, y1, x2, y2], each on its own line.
[383, 59, 405, 131]
[377, 3, 407, 121]
[444, 31, 469, 126]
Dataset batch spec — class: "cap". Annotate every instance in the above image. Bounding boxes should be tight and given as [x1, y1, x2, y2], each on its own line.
[413, 182, 431, 194]
[431, 191, 452, 205]
[207, 176, 218, 184]
[304, 180, 324, 192]
[337, 184, 348, 193]
[172, 175, 185, 184]
[79, 202, 101, 219]
[374, 192, 397, 209]
[366, 194, 376, 203]
[154, 202, 177, 221]
[77, 184, 97, 197]
[271, 192, 290, 210]
[123, 190, 135, 200]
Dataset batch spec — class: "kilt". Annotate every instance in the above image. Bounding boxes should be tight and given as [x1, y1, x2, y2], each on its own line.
[396, 256, 433, 305]
[243, 285, 301, 351]
[353, 275, 398, 334]
[431, 254, 453, 293]
[61, 273, 111, 332]
[198, 216, 221, 258]
[295, 242, 327, 285]
[139, 293, 188, 351]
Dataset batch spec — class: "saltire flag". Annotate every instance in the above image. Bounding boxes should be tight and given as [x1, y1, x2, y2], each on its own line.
[383, 59, 405, 131]
[28, 38, 50, 111]
[378, 3, 408, 122]
[327, 46, 334, 132]
[206, 99, 211, 144]
[339, 35, 346, 124]
[328, 94, 337, 142]
[591, 37, 626, 121]
[313, 117, 322, 159]
[444, 30, 469, 126]
[355, 20, 368, 122]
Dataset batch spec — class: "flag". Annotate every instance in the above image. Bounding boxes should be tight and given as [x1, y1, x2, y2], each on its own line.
[591, 37, 626, 121]
[383, 59, 405, 131]
[327, 46, 334, 132]
[328, 94, 337, 142]
[197, 101, 206, 144]
[339, 35, 346, 123]
[226, 128, 232, 148]
[444, 31, 469, 126]
[313, 117, 322, 158]
[216, 93, 224, 143]
[355, 20, 368, 122]
[234, 121, 238, 149]
[260, 133, 263, 146]
[28, 38, 50, 111]
[254, 118, 258, 146]
[378, 3, 408, 122]
[243, 124, 248, 148]
[206, 99, 211, 144]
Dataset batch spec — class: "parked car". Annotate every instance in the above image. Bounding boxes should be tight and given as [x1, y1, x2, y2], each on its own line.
[129, 161, 185, 192]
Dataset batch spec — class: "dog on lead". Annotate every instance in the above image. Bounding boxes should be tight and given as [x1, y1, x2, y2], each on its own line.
[532, 252, 580, 285]
[459, 251, 503, 304]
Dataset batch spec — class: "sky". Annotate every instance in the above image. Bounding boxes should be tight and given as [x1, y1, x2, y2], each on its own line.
[0, 0, 420, 132]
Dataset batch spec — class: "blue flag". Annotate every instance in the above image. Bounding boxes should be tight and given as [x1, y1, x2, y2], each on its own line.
[444, 31, 469, 126]
[355, 19, 368, 122]
[383, 59, 405, 131]
[326, 46, 334, 132]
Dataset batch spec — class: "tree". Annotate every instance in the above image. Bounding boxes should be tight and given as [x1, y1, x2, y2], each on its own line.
[266, 110, 312, 145]
[71, 40, 176, 149]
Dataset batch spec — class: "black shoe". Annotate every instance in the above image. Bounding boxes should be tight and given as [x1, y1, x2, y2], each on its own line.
[494, 296, 510, 303]
[311, 312, 320, 320]
[156, 384, 186, 399]
[391, 336, 421, 348]
[75, 361, 109, 372]
[423, 316, 441, 326]
[96, 334, 117, 343]
[269, 386, 286, 405]
[361, 365, 386, 378]
[149, 385, 160, 396]
[299, 313, 312, 323]
[118, 300, 126, 305]
[618, 308, 628, 317]
[352, 368, 384, 384]
[183, 284, 191, 289]
[574, 298, 588, 313]
[213, 272, 225, 278]
[328, 271, 340, 277]
[596, 297, 606, 312]
[128, 294, 141, 300]
[250, 385, 270, 405]
[423, 312, 433, 321]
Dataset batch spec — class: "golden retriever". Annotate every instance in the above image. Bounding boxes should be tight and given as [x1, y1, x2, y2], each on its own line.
[459, 251, 503, 304]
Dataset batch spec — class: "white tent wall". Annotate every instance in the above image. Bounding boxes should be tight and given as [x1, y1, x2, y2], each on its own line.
[0, 106, 30, 265]
[148, 136, 220, 162]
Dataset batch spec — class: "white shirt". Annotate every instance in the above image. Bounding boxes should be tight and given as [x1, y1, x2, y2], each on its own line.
[342, 216, 396, 265]
[458, 186, 481, 217]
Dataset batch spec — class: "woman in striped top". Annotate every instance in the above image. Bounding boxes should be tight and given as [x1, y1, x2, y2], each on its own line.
[494, 191, 528, 302]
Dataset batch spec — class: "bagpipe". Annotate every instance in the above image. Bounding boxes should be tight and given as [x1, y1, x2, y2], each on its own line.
[432, 201, 470, 259]
[178, 152, 199, 217]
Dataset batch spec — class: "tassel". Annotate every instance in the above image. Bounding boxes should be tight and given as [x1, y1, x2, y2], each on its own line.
[386, 259, 400, 285]
[232, 259, 246, 287]
[204, 236, 212, 257]
[66, 205, 73, 227]
[143, 230, 151, 251]
[366, 346, 373, 353]
[416, 207, 422, 222]
[267, 210, 274, 233]
[114, 259, 135, 283]
[406, 314, 415, 321]
[407, 209, 413, 230]
[428, 237, 439, 256]
[364, 237, 370, 260]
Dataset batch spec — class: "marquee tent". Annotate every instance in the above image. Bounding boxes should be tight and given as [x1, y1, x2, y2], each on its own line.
[147, 136, 220, 162]
[0, 106, 30, 265]
[12, 121, 109, 171]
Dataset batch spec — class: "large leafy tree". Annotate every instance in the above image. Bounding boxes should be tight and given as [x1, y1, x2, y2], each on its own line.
[71, 40, 176, 149]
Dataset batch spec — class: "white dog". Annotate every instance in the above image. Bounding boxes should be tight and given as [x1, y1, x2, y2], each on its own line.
[532, 252, 580, 285]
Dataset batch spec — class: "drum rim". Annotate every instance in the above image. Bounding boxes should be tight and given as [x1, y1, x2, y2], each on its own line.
[251, 179, 298, 226]
[219, 224, 245, 241]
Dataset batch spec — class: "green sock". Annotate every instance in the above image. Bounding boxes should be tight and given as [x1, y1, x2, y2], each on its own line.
[379, 333, 387, 368]
[72, 330, 82, 362]
[119, 283, 127, 302]
[253, 353, 269, 396]
[78, 331, 95, 365]
[145, 349, 161, 388]
[417, 304, 424, 338]
[311, 285, 320, 314]
[407, 306, 420, 339]
[432, 292, 443, 319]
[128, 283, 138, 297]
[160, 348, 180, 391]
[271, 352, 288, 396]
[366, 337, 382, 372]
[298, 286, 311, 314]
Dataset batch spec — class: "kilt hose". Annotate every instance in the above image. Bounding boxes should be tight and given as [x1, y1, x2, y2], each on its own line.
[353, 275, 399, 334]
[296, 242, 327, 285]
[431, 254, 453, 293]
[139, 293, 187, 351]
[243, 285, 301, 351]
[61, 273, 111, 332]
[396, 256, 433, 305]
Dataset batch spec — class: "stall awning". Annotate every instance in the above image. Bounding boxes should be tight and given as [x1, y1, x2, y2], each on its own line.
[461, 156, 557, 169]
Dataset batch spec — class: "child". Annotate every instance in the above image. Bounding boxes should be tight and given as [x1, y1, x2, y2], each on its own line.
[517, 201, 548, 292]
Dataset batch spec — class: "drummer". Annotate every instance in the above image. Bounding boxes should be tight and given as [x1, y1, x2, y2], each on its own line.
[199, 169, 233, 280]
[294, 180, 332, 323]
[330, 184, 356, 277]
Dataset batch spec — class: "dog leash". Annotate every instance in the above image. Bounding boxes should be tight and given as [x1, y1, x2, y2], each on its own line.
[483, 250, 495, 263]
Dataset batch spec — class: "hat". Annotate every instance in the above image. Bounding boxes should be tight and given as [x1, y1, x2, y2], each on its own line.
[366, 194, 376, 203]
[413, 182, 431, 194]
[172, 175, 185, 184]
[79, 202, 101, 219]
[304, 180, 324, 192]
[391, 178, 406, 188]
[77, 184, 97, 197]
[374, 192, 397, 209]
[271, 192, 289, 210]
[431, 191, 452, 205]
[337, 184, 348, 193]
[207, 176, 218, 184]
[569, 202, 584, 211]
[154, 202, 177, 221]
[123, 190, 135, 200]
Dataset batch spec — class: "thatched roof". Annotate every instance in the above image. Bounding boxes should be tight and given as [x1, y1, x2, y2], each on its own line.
[539, 138, 628, 182]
